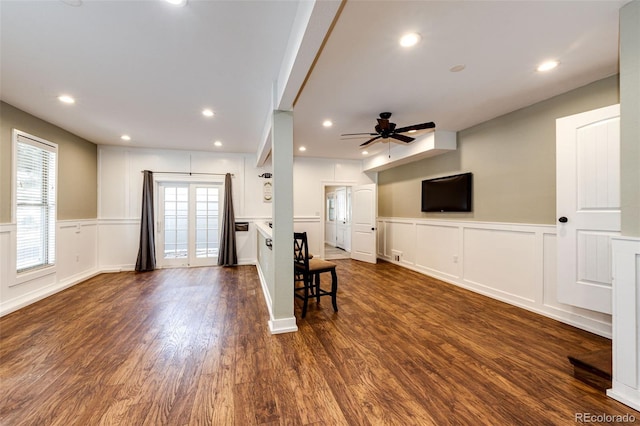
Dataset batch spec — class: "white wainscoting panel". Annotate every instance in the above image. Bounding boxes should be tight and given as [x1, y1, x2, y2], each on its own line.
[377, 217, 612, 337]
[294, 217, 322, 258]
[57, 220, 98, 283]
[98, 219, 140, 271]
[383, 220, 415, 265]
[463, 227, 537, 303]
[1, 220, 99, 316]
[608, 237, 640, 411]
[96, 216, 312, 271]
[415, 223, 461, 280]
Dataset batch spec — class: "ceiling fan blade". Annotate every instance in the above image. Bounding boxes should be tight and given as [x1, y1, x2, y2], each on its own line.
[341, 132, 378, 136]
[390, 133, 415, 143]
[360, 136, 381, 147]
[394, 121, 436, 133]
[340, 135, 377, 140]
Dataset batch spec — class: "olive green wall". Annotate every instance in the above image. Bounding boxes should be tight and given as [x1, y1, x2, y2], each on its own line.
[378, 75, 620, 225]
[620, 0, 640, 237]
[0, 102, 98, 222]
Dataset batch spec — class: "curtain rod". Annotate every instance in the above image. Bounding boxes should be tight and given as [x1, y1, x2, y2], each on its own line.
[141, 170, 234, 177]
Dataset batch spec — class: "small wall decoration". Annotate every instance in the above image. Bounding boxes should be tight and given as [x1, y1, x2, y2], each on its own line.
[263, 180, 273, 203]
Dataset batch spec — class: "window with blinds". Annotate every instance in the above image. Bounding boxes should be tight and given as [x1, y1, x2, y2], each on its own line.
[14, 130, 57, 273]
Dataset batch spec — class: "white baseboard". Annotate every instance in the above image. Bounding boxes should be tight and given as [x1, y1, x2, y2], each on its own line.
[0, 269, 101, 317]
[608, 385, 640, 413]
[256, 260, 298, 334]
[269, 317, 298, 334]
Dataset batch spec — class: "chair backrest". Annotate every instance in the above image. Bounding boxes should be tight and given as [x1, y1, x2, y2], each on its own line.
[294, 232, 309, 272]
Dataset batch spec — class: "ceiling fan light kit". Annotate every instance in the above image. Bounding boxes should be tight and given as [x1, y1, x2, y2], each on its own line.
[341, 112, 436, 148]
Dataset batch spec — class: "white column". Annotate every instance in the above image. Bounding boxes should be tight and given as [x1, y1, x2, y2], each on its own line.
[268, 110, 297, 334]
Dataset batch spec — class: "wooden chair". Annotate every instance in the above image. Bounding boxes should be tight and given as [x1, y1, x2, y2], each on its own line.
[294, 232, 338, 318]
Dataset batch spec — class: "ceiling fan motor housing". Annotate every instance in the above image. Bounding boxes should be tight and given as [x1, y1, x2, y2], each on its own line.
[341, 111, 435, 147]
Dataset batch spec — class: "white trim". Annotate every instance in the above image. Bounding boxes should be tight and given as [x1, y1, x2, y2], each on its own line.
[256, 259, 273, 316]
[319, 181, 357, 260]
[0, 223, 16, 233]
[14, 265, 56, 287]
[1, 269, 100, 317]
[12, 129, 59, 273]
[58, 219, 98, 229]
[294, 216, 321, 223]
[608, 385, 640, 413]
[268, 316, 298, 334]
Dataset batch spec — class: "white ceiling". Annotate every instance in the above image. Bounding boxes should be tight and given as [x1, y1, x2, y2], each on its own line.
[0, 0, 627, 161]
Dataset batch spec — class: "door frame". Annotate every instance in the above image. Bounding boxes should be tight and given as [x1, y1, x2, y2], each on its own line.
[319, 181, 357, 260]
[153, 174, 225, 268]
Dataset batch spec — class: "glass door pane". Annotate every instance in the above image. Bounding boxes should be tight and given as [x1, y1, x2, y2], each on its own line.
[195, 186, 219, 259]
[163, 185, 189, 262]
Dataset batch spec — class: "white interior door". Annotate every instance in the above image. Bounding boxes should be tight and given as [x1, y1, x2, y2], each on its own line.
[325, 192, 336, 246]
[335, 187, 347, 249]
[351, 183, 377, 264]
[556, 104, 620, 314]
[158, 182, 221, 268]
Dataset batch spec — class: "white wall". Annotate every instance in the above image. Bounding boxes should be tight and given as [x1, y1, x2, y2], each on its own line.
[98, 146, 273, 269]
[377, 217, 612, 337]
[293, 157, 375, 257]
[97, 148, 373, 270]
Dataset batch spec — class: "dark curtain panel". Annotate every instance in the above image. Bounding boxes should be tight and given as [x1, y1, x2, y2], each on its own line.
[218, 173, 238, 266]
[135, 170, 156, 272]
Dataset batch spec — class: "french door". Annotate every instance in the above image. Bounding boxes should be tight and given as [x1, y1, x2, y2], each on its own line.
[158, 182, 222, 268]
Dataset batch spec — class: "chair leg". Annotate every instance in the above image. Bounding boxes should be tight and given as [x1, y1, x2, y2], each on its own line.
[314, 273, 321, 304]
[301, 274, 309, 318]
[330, 268, 338, 312]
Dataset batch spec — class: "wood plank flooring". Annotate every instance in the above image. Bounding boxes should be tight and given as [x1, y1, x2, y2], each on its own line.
[1, 260, 638, 425]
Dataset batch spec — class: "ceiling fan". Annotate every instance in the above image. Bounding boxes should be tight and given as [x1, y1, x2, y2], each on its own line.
[341, 112, 436, 147]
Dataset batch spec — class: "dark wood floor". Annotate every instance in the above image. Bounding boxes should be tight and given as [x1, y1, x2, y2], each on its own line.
[1, 260, 638, 425]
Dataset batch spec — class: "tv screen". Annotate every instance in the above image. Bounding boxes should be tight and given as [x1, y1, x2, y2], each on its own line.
[421, 172, 472, 212]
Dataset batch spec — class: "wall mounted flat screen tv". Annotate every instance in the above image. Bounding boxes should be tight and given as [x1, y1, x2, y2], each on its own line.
[421, 172, 472, 212]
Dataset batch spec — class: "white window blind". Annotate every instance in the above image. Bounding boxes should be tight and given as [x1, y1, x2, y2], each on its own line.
[15, 131, 57, 273]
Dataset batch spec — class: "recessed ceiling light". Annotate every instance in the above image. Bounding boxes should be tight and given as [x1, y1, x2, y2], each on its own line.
[58, 95, 75, 104]
[399, 33, 421, 48]
[407, 130, 417, 134]
[202, 109, 214, 117]
[121, 135, 131, 141]
[166, 0, 187, 6]
[213, 140, 222, 147]
[537, 60, 559, 72]
[322, 120, 333, 127]
[362, 151, 369, 155]
[449, 64, 466, 73]
[299, 146, 306, 152]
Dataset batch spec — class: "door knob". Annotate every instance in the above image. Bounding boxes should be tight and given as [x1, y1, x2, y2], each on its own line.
[558, 216, 568, 223]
